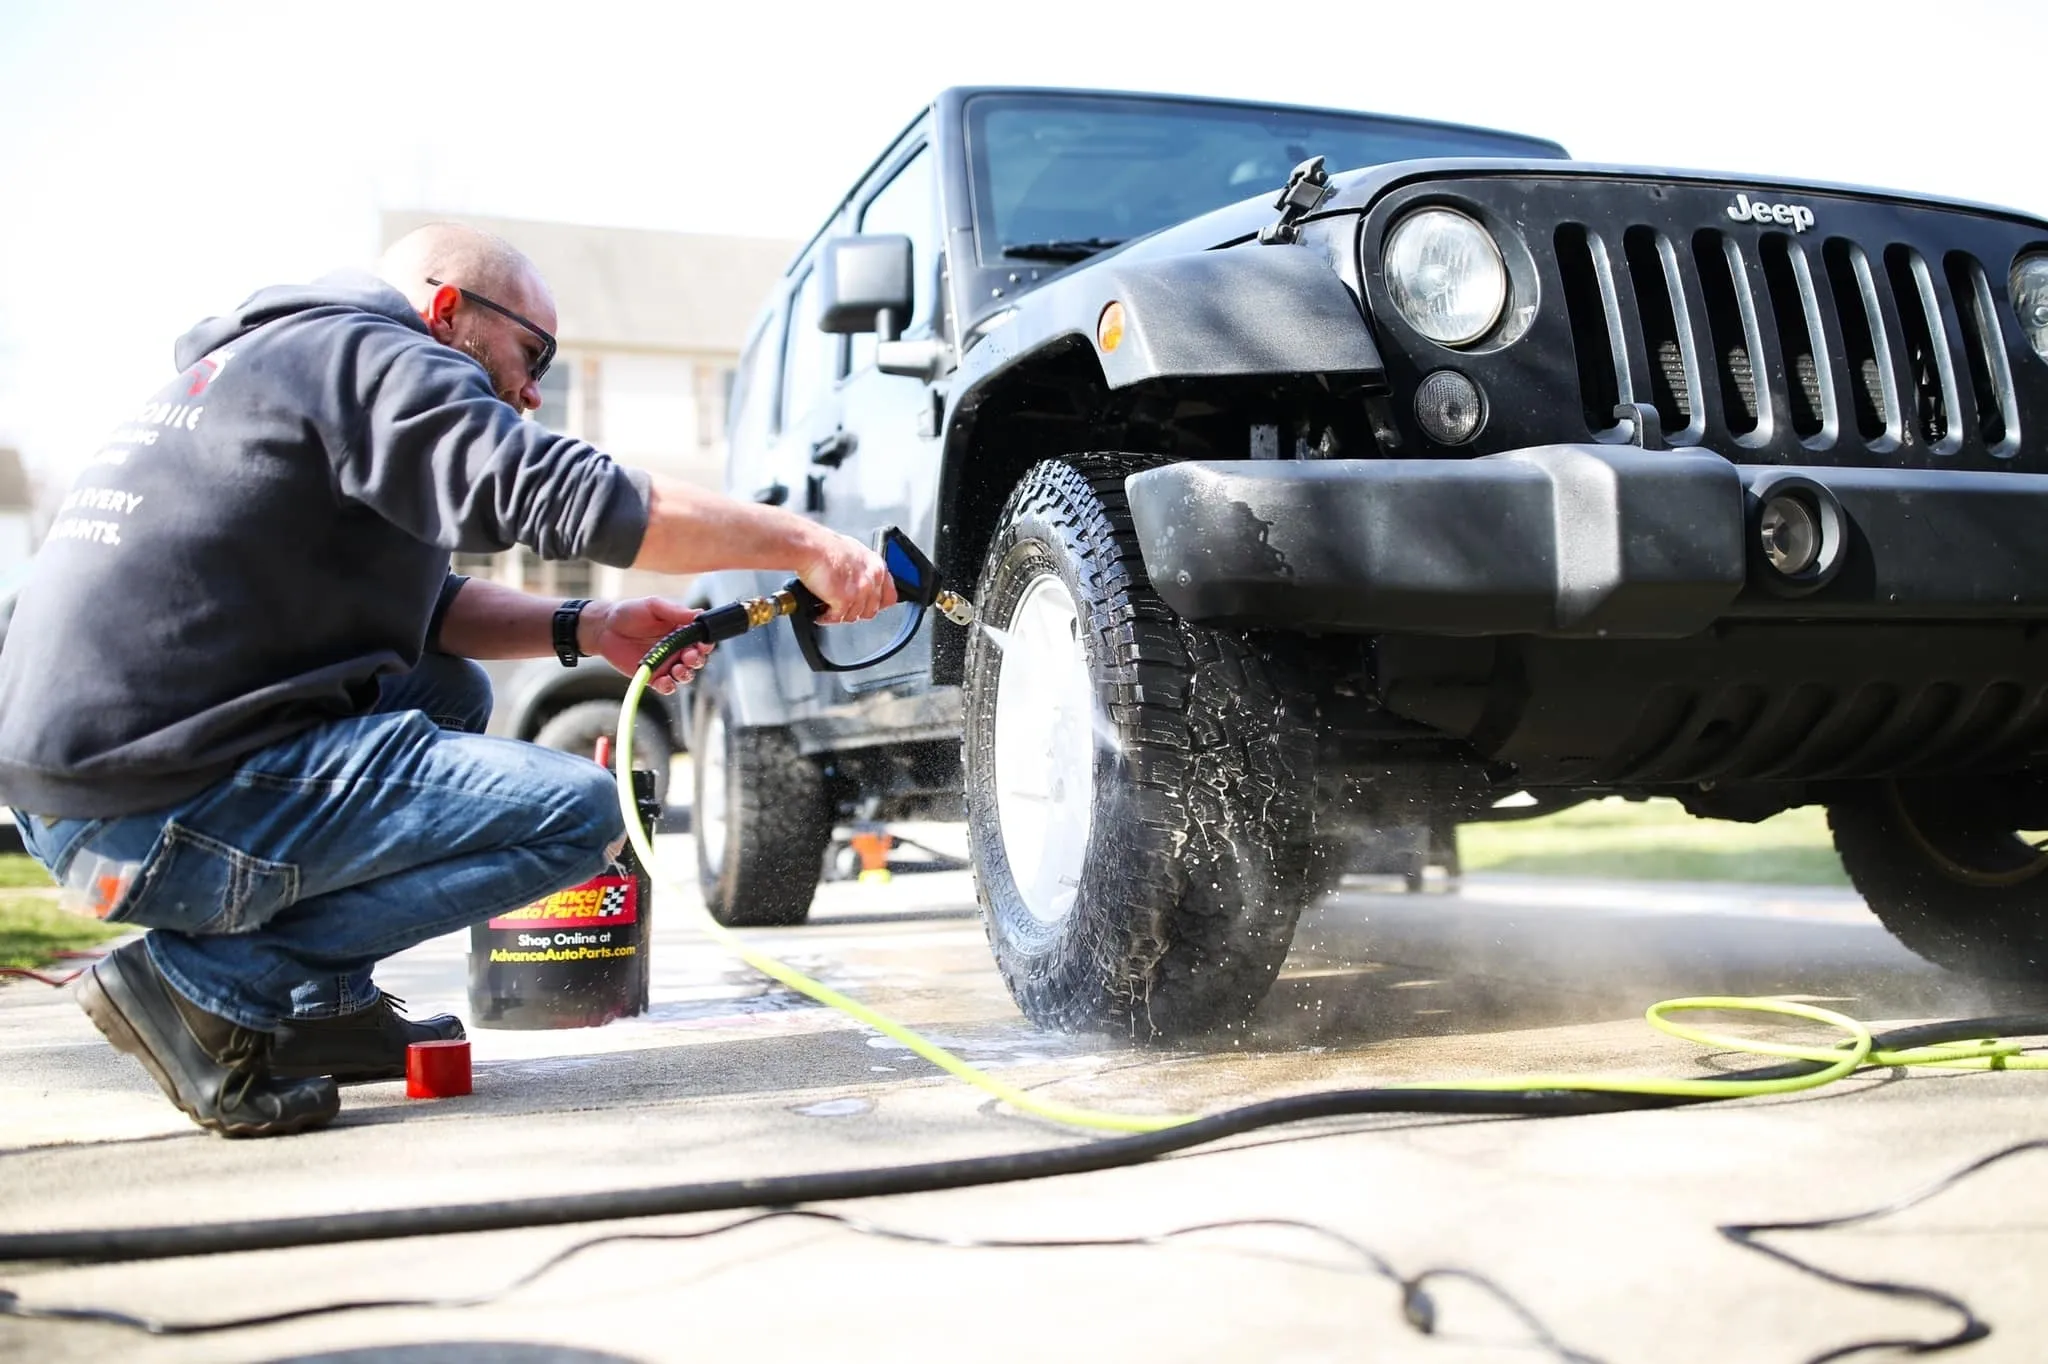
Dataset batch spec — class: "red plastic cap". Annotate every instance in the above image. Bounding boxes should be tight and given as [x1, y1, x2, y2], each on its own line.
[406, 1038, 473, 1099]
[593, 735, 613, 769]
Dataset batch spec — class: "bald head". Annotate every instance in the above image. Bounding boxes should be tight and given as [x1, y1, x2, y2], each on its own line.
[378, 223, 559, 413]
[377, 222, 549, 314]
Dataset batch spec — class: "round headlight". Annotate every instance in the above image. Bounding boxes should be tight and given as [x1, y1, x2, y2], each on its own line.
[1383, 208, 1508, 347]
[2011, 253, 2048, 361]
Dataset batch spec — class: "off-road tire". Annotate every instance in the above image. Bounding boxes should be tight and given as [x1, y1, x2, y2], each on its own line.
[692, 679, 832, 927]
[534, 699, 674, 805]
[1829, 780, 2048, 980]
[964, 455, 1323, 1038]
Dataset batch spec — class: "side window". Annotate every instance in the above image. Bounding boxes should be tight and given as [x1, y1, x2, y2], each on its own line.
[727, 310, 782, 456]
[850, 146, 938, 373]
[779, 266, 838, 428]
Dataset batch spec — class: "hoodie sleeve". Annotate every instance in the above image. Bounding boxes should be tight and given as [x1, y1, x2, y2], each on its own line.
[321, 318, 652, 566]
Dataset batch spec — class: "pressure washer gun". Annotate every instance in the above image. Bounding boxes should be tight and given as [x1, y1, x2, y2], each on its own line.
[638, 527, 976, 677]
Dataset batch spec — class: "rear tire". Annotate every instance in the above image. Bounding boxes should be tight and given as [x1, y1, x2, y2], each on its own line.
[534, 699, 673, 805]
[1829, 777, 2048, 980]
[692, 678, 832, 927]
[964, 456, 1323, 1038]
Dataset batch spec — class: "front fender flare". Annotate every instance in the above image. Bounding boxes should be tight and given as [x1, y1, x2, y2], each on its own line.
[1089, 243, 1384, 386]
[949, 242, 1383, 399]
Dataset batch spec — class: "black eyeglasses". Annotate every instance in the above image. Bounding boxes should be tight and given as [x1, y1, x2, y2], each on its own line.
[426, 276, 557, 383]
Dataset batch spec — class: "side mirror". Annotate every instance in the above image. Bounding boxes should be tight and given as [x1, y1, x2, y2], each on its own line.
[874, 339, 949, 382]
[819, 235, 914, 341]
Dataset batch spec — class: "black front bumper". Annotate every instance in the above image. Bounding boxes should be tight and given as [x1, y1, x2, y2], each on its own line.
[1126, 446, 2048, 637]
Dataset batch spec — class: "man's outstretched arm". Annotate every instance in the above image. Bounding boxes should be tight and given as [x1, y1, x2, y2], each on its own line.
[629, 473, 895, 624]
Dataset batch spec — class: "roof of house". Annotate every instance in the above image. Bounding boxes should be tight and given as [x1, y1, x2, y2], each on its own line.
[379, 211, 797, 355]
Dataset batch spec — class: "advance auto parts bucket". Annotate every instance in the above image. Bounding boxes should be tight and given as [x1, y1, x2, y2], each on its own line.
[467, 768, 660, 1030]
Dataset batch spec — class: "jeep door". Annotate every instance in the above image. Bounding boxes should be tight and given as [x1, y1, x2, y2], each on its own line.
[808, 130, 948, 697]
[766, 245, 853, 714]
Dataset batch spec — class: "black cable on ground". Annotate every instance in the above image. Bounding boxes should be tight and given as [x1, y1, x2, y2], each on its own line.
[3, 1012, 2043, 1268]
[1719, 1137, 2048, 1363]
[0, 1211, 1602, 1362]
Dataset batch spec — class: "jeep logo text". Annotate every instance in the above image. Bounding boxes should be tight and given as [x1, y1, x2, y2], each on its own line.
[1726, 192, 1815, 233]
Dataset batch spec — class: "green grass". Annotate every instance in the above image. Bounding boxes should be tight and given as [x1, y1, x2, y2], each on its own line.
[0, 853, 54, 888]
[1456, 797, 1851, 886]
[0, 852, 126, 970]
[0, 889, 126, 971]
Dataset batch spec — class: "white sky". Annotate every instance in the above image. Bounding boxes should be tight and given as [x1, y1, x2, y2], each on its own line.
[2, 0, 2044, 487]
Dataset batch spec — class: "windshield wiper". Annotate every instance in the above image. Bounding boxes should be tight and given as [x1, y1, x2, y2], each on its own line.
[1000, 237, 1125, 262]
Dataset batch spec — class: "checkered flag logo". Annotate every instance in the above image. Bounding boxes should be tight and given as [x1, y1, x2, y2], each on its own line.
[597, 884, 631, 919]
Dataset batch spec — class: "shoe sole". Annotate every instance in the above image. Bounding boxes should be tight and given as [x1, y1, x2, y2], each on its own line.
[78, 965, 335, 1139]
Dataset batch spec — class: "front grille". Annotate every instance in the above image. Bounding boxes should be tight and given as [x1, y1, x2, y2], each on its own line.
[1361, 176, 2048, 470]
[1553, 218, 2021, 462]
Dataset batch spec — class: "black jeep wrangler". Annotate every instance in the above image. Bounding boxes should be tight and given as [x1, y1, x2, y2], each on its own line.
[684, 86, 2048, 1038]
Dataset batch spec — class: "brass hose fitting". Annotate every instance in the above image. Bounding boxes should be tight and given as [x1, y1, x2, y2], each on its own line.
[934, 590, 976, 626]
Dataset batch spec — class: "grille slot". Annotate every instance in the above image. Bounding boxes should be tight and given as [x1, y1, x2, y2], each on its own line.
[1692, 230, 1765, 441]
[1885, 244, 1962, 455]
[1623, 226, 1700, 443]
[1945, 251, 2021, 457]
[1555, 223, 1628, 438]
[1822, 238, 1901, 449]
[1759, 234, 1834, 444]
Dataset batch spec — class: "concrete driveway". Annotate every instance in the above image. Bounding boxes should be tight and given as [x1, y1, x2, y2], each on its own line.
[4, 832, 2047, 1364]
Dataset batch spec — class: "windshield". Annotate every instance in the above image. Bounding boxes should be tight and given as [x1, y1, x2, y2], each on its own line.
[966, 93, 1566, 263]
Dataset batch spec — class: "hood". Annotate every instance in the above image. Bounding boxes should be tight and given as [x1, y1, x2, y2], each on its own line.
[1315, 155, 2048, 228]
[1091, 157, 2048, 275]
[174, 269, 427, 370]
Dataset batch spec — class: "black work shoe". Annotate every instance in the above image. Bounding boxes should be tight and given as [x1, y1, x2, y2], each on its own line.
[271, 992, 466, 1083]
[76, 940, 340, 1139]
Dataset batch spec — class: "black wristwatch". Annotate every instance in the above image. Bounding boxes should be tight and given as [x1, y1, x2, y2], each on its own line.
[553, 599, 591, 668]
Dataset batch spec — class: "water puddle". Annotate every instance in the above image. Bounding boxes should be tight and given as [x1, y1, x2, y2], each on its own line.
[793, 1097, 873, 1118]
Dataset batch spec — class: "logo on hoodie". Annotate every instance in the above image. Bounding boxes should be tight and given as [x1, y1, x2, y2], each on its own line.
[183, 348, 235, 397]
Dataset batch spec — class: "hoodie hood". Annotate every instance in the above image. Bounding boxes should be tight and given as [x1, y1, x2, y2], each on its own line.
[174, 269, 428, 370]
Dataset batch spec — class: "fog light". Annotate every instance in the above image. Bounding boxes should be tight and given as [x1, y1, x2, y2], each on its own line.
[1414, 369, 1484, 444]
[1759, 494, 1821, 576]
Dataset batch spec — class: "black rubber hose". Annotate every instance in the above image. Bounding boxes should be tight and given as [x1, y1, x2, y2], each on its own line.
[10, 1012, 2044, 1268]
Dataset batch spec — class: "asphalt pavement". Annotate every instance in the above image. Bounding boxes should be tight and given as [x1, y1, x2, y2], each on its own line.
[5, 825, 2048, 1364]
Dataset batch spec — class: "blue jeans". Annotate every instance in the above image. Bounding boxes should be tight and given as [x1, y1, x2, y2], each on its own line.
[15, 654, 622, 1031]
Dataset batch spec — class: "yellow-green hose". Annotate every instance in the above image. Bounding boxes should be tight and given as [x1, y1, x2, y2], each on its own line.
[614, 666, 2047, 1132]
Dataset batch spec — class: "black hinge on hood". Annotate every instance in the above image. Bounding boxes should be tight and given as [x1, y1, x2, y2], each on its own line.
[1259, 156, 1333, 245]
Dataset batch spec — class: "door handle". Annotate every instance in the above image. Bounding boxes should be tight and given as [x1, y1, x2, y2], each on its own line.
[809, 429, 857, 468]
[751, 481, 789, 506]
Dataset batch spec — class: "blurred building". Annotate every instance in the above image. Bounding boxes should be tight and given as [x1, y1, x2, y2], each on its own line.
[0, 447, 34, 586]
[379, 211, 796, 600]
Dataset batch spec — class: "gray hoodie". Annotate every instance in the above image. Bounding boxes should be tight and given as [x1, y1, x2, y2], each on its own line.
[0, 271, 651, 818]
